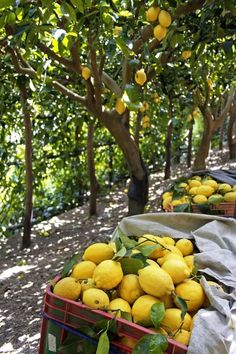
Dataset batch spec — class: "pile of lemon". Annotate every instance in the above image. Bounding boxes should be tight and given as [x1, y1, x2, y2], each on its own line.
[53, 235, 223, 349]
[162, 175, 236, 211]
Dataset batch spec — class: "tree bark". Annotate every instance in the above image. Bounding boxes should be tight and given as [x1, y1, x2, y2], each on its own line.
[134, 111, 142, 147]
[87, 121, 99, 216]
[18, 78, 33, 249]
[187, 123, 193, 168]
[164, 98, 173, 180]
[228, 102, 236, 160]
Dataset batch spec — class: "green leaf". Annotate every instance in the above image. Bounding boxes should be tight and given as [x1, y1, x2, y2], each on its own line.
[115, 236, 122, 253]
[0, 0, 14, 10]
[150, 303, 165, 329]
[174, 204, 191, 213]
[113, 245, 127, 260]
[60, 252, 82, 278]
[133, 334, 168, 354]
[174, 296, 188, 321]
[96, 331, 110, 354]
[71, 0, 84, 13]
[58, 332, 80, 354]
[124, 84, 140, 103]
[119, 256, 145, 275]
[115, 37, 130, 58]
[120, 310, 133, 322]
[118, 228, 137, 249]
[61, 1, 77, 22]
[135, 244, 161, 257]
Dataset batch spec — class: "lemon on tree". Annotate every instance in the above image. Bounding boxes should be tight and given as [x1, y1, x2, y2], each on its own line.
[115, 98, 126, 115]
[181, 51, 192, 60]
[146, 6, 160, 22]
[161, 308, 192, 334]
[132, 294, 161, 325]
[83, 242, 114, 264]
[158, 10, 172, 27]
[153, 24, 167, 41]
[93, 259, 123, 290]
[81, 66, 91, 80]
[109, 298, 132, 317]
[82, 288, 109, 309]
[175, 279, 205, 311]
[118, 274, 145, 304]
[70, 260, 96, 280]
[138, 265, 174, 297]
[176, 239, 194, 256]
[135, 69, 147, 85]
[161, 259, 191, 284]
[53, 277, 81, 301]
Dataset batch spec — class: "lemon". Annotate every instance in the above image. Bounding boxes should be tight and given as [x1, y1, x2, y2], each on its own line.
[162, 196, 172, 210]
[218, 183, 232, 194]
[181, 51, 192, 60]
[132, 294, 160, 325]
[138, 234, 166, 258]
[108, 242, 116, 252]
[138, 265, 174, 297]
[80, 278, 96, 292]
[113, 26, 122, 36]
[193, 195, 208, 204]
[158, 10, 172, 28]
[146, 6, 160, 22]
[135, 69, 147, 86]
[197, 185, 214, 197]
[233, 185, 236, 192]
[120, 337, 138, 349]
[83, 243, 114, 264]
[189, 187, 199, 195]
[115, 98, 126, 115]
[146, 259, 160, 267]
[175, 280, 205, 311]
[171, 199, 182, 206]
[188, 180, 201, 188]
[162, 259, 190, 284]
[162, 236, 175, 246]
[202, 179, 218, 190]
[162, 192, 172, 200]
[53, 277, 81, 301]
[157, 252, 183, 266]
[93, 260, 123, 290]
[81, 66, 91, 80]
[161, 245, 183, 258]
[173, 329, 191, 346]
[208, 194, 224, 204]
[159, 293, 174, 309]
[118, 274, 145, 304]
[161, 308, 192, 334]
[176, 239, 194, 256]
[153, 25, 167, 41]
[224, 191, 236, 202]
[70, 261, 96, 280]
[109, 298, 132, 317]
[184, 255, 194, 272]
[82, 288, 109, 309]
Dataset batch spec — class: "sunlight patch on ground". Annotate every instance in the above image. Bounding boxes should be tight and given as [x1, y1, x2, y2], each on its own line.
[0, 265, 36, 281]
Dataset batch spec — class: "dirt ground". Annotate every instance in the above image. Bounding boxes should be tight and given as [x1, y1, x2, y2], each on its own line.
[0, 150, 235, 354]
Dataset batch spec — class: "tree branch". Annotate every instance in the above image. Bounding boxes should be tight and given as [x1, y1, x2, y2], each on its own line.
[101, 72, 122, 96]
[51, 80, 86, 105]
[7, 47, 37, 79]
[214, 90, 235, 131]
[70, 40, 81, 72]
[88, 34, 102, 112]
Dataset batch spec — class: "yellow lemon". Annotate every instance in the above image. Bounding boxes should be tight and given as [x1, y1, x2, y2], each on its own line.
[224, 191, 236, 202]
[162, 236, 175, 245]
[158, 10, 172, 28]
[118, 274, 145, 304]
[162, 259, 190, 284]
[193, 195, 208, 204]
[233, 185, 236, 192]
[218, 183, 232, 194]
[82, 288, 109, 309]
[80, 278, 96, 292]
[83, 243, 114, 264]
[70, 261, 96, 280]
[157, 252, 183, 266]
[81, 66, 91, 80]
[146, 6, 160, 22]
[175, 280, 205, 311]
[161, 245, 183, 257]
[184, 255, 194, 272]
[161, 308, 192, 334]
[202, 179, 218, 190]
[159, 293, 174, 309]
[171, 199, 182, 206]
[113, 26, 122, 36]
[135, 69, 147, 86]
[188, 179, 202, 188]
[115, 98, 126, 115]
[138, 234, 166, 258]
[109, 298, 132, 317]
[181, 50, 192, 60]
[108, 242, 116, 252]
[93, 260, 123, 290]
[176, 239, 194, 256]
[162, 196, 172, 210]
[189, 187, 199, 195]
[153, 25, 167, 41]
[53, 277, 81, 301]
[173, 329, 191, 346]
[197, 185, 214, 197]
[146, 259, 160, 267]
[132, 294, 161, 325]
[138, 265, 174, 297]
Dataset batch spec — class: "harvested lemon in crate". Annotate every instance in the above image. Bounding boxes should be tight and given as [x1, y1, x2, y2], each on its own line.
[48, 231, 226, 353]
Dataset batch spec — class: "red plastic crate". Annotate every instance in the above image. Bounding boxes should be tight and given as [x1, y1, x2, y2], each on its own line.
[191, 202, 236, 217]
[39, 280, 187, 354]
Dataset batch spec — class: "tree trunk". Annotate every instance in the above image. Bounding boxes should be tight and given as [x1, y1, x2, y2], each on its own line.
[228, 103, 236, 160]
[193, 125, 212, 170]
[87, 121, 99, 216]
[219, 123, 224, 151]
[18, 78, 33, 249]
[187, 123, 193, 168]
[134, 111, 142, 147]
[101, 111, 148, 215]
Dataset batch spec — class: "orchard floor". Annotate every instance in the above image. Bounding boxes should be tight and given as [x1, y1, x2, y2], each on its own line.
[0, 149, 235, 354]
